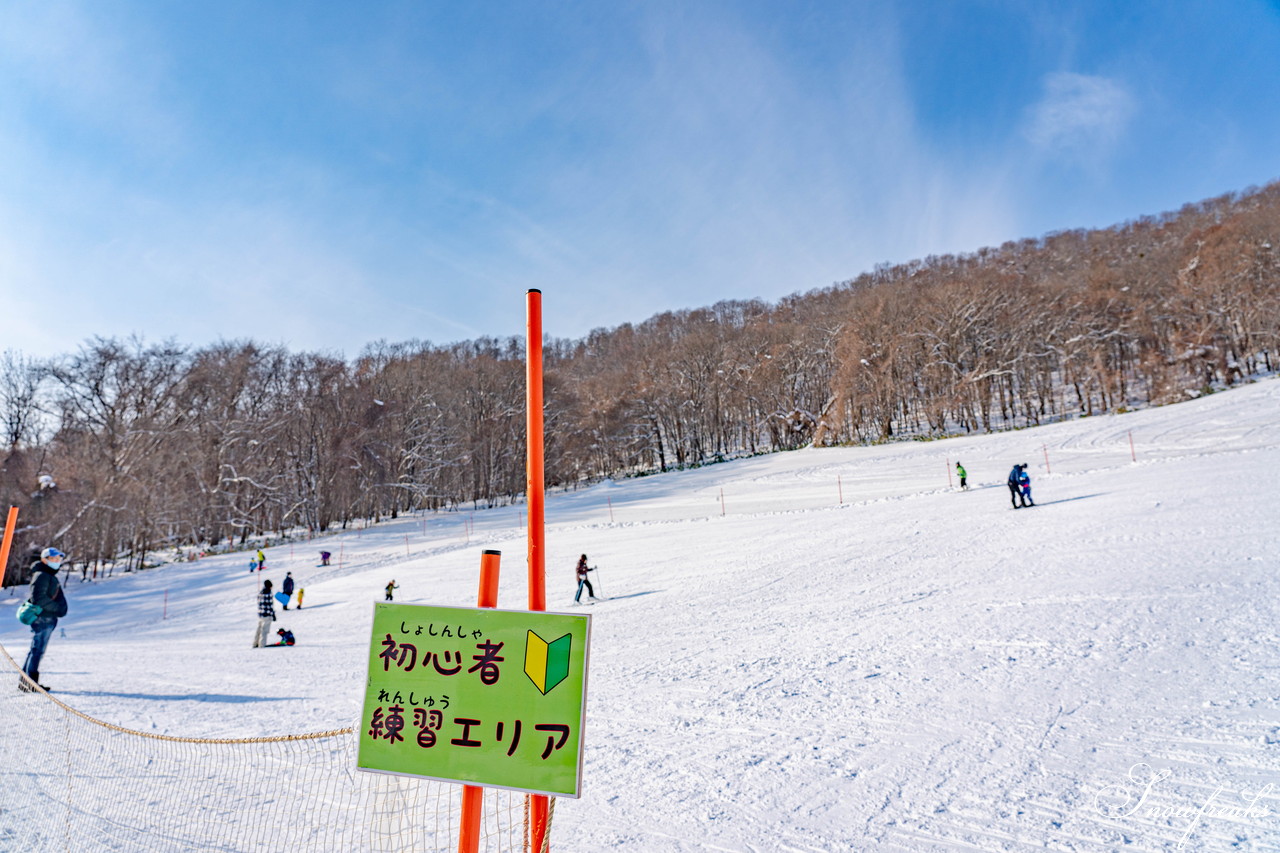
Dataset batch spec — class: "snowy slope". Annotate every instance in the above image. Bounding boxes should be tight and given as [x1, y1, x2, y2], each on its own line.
[4, 379, 1280, 851]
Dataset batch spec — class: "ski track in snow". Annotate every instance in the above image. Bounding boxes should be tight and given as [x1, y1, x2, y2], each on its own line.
[4, 379, 1280, 850]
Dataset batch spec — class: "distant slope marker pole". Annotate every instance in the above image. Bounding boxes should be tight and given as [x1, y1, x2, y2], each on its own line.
[526, 288, 550, 852]
[405, 534, 410, 558]
[720, 488, 725, 516]
[946, 459, 953, 488]
[1042, 445, 1051, 475]
[457, 549, 503, 853]
[0, 506, 18, 588]
[1129, 430, 1136, 462]
[163, 589, 168, 620]
[838, 474, 843, 504]
[607, 496, 613, 523]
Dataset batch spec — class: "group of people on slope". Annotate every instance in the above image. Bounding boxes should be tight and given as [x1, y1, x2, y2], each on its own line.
[953, 461, 1035, 508]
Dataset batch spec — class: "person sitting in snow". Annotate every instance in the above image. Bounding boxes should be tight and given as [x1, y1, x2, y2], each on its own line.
[274, 628, 295, 646]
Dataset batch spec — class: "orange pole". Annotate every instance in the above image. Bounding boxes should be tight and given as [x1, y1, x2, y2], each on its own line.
[526, 289, 550, 850]
[0, 507, 18, 589]
[458, 549, 502, 853]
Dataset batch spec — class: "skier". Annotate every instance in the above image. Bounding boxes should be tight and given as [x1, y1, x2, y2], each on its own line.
[19, 547, 70, 692]
[574, 554, 598, 603]
[319, 550, 331, 566]
[256, 549, 266, 571]
[385, 580, 398, 602]
[956, 462, 968, 490]
[1018, 465, 1034, 507]
[248, 559, 258, 573]
[281, 572, 295, 610]
[252, 579, 276, 648]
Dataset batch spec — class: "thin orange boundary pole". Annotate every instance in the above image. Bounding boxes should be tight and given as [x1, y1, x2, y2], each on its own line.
[458, 549, 502, 853]
[526, 289, 550, 851]
[0, 507, 18, 588]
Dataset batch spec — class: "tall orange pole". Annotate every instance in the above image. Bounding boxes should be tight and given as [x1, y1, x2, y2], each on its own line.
[526, 289, 550, 850]
[457, 549, 502, 853]
[0, 507, 19, 588]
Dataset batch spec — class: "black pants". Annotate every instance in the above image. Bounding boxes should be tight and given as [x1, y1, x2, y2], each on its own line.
[1009, 483, 1028, 507]
[575, 579, 595, 602]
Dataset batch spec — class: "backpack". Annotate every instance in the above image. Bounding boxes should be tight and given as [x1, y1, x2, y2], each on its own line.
[16, 601, 42, 626]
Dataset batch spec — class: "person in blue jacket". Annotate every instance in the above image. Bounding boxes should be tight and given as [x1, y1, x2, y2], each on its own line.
[20, 547, 69, 692]
[281, 572, 295, 610]
[1008, 464, 1031, 508]
[1018, 465, 1034, 506]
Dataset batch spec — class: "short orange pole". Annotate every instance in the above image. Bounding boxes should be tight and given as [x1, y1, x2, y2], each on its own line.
[946, 459, 953, 488]
[1042, 445, 1051, 475]
[526, 289, 550, 850]
[457, 549, 502, 853]
[0, 507, 18, 588]
[1129, 430, 1136, 462]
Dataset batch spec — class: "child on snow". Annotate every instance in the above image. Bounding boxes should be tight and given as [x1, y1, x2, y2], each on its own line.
[385, 580, 398, 601]
[1018, 466, 1034, 506]
[574, 555, 597, 603]
[273, 628, 296, 646]
[955, 462, 968, 490]
[319, 551, 331, 566]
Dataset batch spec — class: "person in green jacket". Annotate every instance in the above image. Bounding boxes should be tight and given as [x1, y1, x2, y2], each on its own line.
[956, 462, 968, 490]
[20, 547, 69, 692]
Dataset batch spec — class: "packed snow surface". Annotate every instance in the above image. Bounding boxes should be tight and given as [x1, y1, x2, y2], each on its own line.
[4, 378, 1280, 851]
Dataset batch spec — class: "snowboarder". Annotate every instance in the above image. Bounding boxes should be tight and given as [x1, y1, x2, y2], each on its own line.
[256, 549, 266, 571]
[319, 550, 331, 566]
[19, 547, 69, 692]
[272, 628, 296, 646]
[956, 462, 968, 490]
[385, 580, 398, 601]
[1018, 465, 1034, 506]
[281, 572, 295, 610]
[574, 554, 598, 603]
[253, 579, 276, 648]
[297, 587, 305, 609]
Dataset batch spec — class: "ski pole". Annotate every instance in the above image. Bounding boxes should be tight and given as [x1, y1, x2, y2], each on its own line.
[592, 566, 603, 598]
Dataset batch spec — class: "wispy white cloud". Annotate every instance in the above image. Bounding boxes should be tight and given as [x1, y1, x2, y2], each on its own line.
[1025, 71, 1135, 156]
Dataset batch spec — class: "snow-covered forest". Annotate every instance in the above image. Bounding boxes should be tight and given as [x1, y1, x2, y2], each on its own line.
[2, 181, 1279, 578]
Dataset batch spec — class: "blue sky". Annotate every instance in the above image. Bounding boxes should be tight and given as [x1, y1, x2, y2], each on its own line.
[2, 0, 1279, 357]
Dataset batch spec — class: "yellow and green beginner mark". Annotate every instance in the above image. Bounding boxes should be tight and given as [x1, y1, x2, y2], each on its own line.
[524, 630, 572, 694]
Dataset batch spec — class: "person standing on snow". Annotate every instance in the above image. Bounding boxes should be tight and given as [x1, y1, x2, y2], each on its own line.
[574, 554, 598, 603]
[296, 587, 305, 609]
[1017, 465, 1034, 507]
[385, 580, 398, 601]
[281, 572, 295, 610]
[19, 547, 69, 692]
[256, 549, 266, 571]
[956, 462, 968, 490]
[253, 579, 276, 648]
[1007, 464, 1025, 508]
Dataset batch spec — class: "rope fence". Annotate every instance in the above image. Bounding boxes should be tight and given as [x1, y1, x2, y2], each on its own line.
[0, 645, 549, 852]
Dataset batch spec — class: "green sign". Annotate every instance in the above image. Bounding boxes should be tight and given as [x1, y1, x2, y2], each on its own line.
[357, 603, 590, 797]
